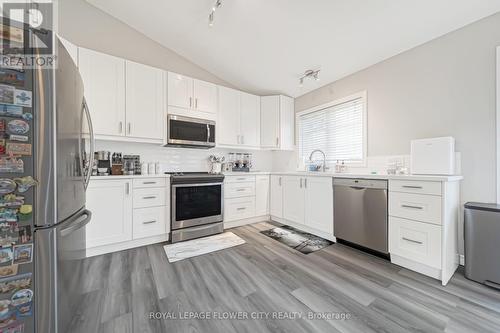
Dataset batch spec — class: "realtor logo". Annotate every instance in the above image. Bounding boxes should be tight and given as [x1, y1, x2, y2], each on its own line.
[0, 0, 56, 68]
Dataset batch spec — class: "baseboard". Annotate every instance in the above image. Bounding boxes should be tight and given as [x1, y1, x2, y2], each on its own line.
[391, 254, 442, 281]
[224, 215, 270, 229]
[459, 254, 465, 266]
[86, 233, 169, 258]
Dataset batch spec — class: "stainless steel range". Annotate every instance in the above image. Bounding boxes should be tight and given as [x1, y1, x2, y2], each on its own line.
[168, 172, 224, 242]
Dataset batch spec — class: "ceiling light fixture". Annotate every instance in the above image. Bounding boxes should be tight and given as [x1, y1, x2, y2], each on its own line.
[299, 69, 321, 87]
[208, 0, 223, 27]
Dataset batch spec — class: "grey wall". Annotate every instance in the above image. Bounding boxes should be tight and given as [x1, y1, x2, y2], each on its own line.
[58, 0, 233, 87]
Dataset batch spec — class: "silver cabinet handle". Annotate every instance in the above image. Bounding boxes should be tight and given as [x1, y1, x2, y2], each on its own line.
[125, 182, 130, 195]
[401, 204, 423, 210]
[236, 135, 240, 144]
[143, 181, 156, 185]
[127, 123, 131, 134]
[119, 121, 123, 134]
[143, 220, 157, 225]
[402, 185, 423, 189]
[279, 177, 281, 186]
[142, 196, 157, 199]
[276, 137, 279, 146]
[300, 178, 303, 188]
[237, 207, 246, 211]
[304, 178, 307, 188]
[189, 97, 192, 108]
[241, 135, 244, 144]
[195, 98, 198, 109]
[236, 178, 246, 181]
[402, 237, 423, 245]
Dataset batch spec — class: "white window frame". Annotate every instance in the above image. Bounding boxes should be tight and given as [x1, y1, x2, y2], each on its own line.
[295, 91, 367, 167]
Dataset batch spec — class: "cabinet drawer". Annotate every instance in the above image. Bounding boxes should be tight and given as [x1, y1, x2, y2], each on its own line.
[225, 182, 255, 198]
[225, 175, 256, 183]
[133, 188, 166, 208]
[389, 192, 441, 225]
[389, 180, 441, 196]
[389, 217, 441, 269]
[133, 206, 167, 239]
[133, 178, 166, 189]
[224, 197, 255, 222]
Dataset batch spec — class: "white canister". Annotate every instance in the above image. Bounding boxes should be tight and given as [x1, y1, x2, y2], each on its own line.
[148, 162, 155, 175]
[141, 162, 148, 175]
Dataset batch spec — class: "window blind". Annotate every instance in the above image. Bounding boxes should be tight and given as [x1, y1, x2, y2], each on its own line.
[298, 97, 364, 164]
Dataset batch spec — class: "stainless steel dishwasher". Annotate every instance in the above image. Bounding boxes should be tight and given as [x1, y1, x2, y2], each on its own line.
[333, 178, 388, 254]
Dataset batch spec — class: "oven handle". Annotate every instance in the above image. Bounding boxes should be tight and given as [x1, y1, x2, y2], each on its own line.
[172, 182, 224, 188]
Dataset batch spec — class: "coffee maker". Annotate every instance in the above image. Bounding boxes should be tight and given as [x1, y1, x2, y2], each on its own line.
[96, 151, 111, 176]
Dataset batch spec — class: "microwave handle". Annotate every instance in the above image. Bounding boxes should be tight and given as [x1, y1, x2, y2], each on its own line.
[207, 124, 211, 143]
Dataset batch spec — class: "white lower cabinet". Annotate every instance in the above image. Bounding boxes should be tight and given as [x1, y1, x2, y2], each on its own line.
[86, 179, 133, 248]
[255, 176, 270, 216]
[283, 176, 305, 225]
[304, 177, 333, 235]
[224, 175, 269, 225]
[86, 177, 170, 257]
[270, 175, 283, 218]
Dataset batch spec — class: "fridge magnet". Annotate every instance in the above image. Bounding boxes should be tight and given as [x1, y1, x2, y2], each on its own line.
[0, 266, 17, 278]
[7, 136, 26, 143]
[20, 113, 32, 121]
[0, 120, 5, 133]
[0, 249, 12, 266]
[0, 106, 22, 118]
[12, 177, 36, 193]
[16, 206, 31, 221]
[0, 222, 18, 247]
[13, 90, 31, 108]
[0, 158, 23, 174]
[0, 322, 23, 333]
[0, 300, 15, 329]
[6, 144, 31, 156]
[6, 120, 28, 135]
[0, 273, 31, 295]
[0, 181, 16, 196]
[0, 140, 5, 155]
[0, 86, 14, 106]
[11, 289, 32, 317]
[12, 245, 31, 265]
[0, 210, 17, 223]
[16, 226, 30, 245]
[0, 24, 24, 45]
[0, 195, 24, 209]
[0, 71, 24, 88]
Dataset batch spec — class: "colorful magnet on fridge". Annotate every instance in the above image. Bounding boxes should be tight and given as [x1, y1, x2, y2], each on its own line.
[0, 70, 25, 87]
[0, 209, 17, 223]
[8, 135, 27, 143]
[6, 143, 31, 156]
[11, 288, 33, 317]
[0, 140, 5, 155]
[12, 244, 32, 265]
[21, 112, 32, 121]
[0, 180, 16, 195]
[0, 85, 15, 105]
[13, 176, 37, 193]
[6, 120, 28, 135]
[0, 120, 5, 133]
[0, 248, 13, 265]
[0, 157, 24, 173]
[17, 205, 31, 221]
[14, 89, 31, 108]
[0, 194, 24, 209]
[0, 104, 22, 118]
[0, 273, 32, 295]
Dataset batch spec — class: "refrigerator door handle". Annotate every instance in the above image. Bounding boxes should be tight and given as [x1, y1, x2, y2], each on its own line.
[59, 209, 92, 237]
[82, 97, 94, 190]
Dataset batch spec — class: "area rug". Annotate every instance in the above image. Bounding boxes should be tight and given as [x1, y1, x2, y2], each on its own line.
[260, 225, 332, 254]
[163, 232, 245, 263]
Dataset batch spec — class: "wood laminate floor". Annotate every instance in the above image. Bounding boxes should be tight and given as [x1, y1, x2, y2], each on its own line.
[73, 222, 500, 333]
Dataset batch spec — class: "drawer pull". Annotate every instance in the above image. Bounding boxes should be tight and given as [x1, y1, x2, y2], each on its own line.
[236, 207, 246, 211]
[142, 196, 157, 199]
[402, 185, 423, 189]
[402, 237, 423, 245]
[236, 178, 246, 181]
[236, 189, 246, 192]
[143, 220, 157, 225]
[143, 181, 157, 185]
[401, 204, 423, 210]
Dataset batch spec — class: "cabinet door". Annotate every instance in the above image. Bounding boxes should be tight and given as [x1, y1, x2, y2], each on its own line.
[270, 175, 283, 218]
[280, 96, 295, 150]
[78, 48, 126, 137]
[193, 79, 217, 113]
[167, 72, 193, 109]
[239, 92, 261, 147]
[283, 176, 305, 224]
[305, 177, 333, 235]
[125, 61, 164, 140]
[255, 175, 270, 216]
[85, 180, 132, 248]
[217, 86, 240, 145]
[261, 96, 280, 148]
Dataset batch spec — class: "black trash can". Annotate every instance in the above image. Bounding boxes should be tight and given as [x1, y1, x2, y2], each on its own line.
[464, 202, 500, 290]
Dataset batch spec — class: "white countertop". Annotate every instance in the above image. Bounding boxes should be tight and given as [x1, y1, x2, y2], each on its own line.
[91, 174, 170, 180]
[224, 171, 463, 182]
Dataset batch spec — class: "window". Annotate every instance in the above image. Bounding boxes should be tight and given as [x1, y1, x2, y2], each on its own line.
[297, 92, 366, 165]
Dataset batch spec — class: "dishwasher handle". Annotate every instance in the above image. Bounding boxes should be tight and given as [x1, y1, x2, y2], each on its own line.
[349, 186, 366, 190]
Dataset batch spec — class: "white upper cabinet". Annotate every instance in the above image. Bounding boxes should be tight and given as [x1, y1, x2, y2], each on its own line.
[167, 73, 192, 109]
[239, 92, 260, 147]
[218, 87, 260, 148]
[125, 61, 164, 141]
[78, 48, 126, 137]
[218, 86, 240, 145]
[304, 177, 333, 235]
[193, 79, 217, 113]
[167, 72, 217, 114]
[260, 95, 295, 150]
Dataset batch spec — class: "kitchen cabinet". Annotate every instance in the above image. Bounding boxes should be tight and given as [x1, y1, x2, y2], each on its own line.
[78, 47, 126, 138]
[304, 177, 333, 234]
[167, 72, 217, 114]
[260, 95, 295, 150]
[218, 86, 261, 148]
[255, 175, 270, 216]
[270, 175, 283, 218]
[85, 179, 132, 248]
[283, 176, 306, 225]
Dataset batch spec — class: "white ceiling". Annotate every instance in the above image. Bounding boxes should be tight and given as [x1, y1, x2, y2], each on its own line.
[87, 0, 500, 97]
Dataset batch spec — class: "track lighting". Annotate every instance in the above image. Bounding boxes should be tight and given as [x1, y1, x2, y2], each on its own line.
[299, 69, 321, 87]
[208, 0, 223, 27]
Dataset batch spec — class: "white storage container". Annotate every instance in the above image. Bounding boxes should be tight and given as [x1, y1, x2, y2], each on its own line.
[410, 137, 455, 175]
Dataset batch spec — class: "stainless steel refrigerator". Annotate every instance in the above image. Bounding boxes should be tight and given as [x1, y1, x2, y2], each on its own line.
[0, 20, 95, 333]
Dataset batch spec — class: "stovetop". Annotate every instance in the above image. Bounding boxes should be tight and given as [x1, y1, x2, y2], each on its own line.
[166, 172, 224, 184]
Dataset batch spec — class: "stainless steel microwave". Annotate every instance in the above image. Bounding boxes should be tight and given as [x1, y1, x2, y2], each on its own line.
[165, 115, 216, 148]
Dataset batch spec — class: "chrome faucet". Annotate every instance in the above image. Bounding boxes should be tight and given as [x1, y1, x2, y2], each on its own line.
[309, 149, 328, 172]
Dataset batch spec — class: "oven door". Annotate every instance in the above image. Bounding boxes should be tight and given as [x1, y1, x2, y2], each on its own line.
[172, 182, 223, 229]
[168, 115, 216, 148]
